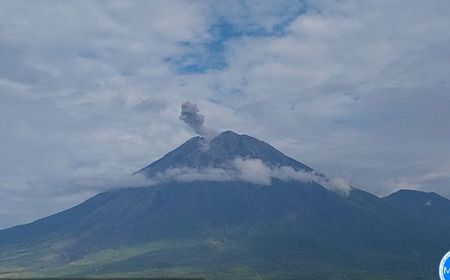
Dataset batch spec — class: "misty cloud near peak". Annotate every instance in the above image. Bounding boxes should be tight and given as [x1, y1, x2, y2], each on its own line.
[179, 101, 218, 140]
[147, 157, 351, 196]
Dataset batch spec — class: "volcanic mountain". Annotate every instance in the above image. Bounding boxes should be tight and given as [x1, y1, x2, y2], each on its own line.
[135, 130, 312, 176]
[0, 131, 448, 279]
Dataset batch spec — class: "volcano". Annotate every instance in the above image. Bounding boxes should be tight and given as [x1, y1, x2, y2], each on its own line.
[0, 131, 448, 279]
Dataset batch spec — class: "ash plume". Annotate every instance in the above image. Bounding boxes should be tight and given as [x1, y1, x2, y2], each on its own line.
[179, 101, 217, 140]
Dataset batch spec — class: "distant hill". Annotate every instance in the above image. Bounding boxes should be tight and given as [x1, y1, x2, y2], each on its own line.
[0, 131, 447, 279]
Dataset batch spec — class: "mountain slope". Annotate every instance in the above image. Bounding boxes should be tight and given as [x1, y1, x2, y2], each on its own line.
[0, 131, 449, 279]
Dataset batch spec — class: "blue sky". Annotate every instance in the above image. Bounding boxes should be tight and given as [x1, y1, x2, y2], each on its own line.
[0, 0, 450, 229]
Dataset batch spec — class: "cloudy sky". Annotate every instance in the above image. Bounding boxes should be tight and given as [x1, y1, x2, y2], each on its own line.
[0, 0, 449, 229]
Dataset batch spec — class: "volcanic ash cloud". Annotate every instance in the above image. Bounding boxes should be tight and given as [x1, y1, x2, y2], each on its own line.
[179, 101, 218, 140]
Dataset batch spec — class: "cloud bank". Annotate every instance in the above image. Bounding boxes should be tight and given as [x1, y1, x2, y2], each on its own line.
[148, 158, 351, 195]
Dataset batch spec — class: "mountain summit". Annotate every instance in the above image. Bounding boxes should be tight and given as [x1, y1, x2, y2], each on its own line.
[135, 131, 312, 177]
[0, 131, 449, 279]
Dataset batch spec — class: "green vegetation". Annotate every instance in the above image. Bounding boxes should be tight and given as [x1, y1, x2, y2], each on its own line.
[0, 233, 438, 279]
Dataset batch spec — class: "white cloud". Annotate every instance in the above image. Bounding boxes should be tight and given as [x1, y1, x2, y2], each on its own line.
[316, 176, 351, 196]
[152, 166, 234, 184]
[147, 157, 351, 195]
[231, 158, 272, 185]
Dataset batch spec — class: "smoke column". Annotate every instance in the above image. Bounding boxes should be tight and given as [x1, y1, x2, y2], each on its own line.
[179, 101, 217, 140]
